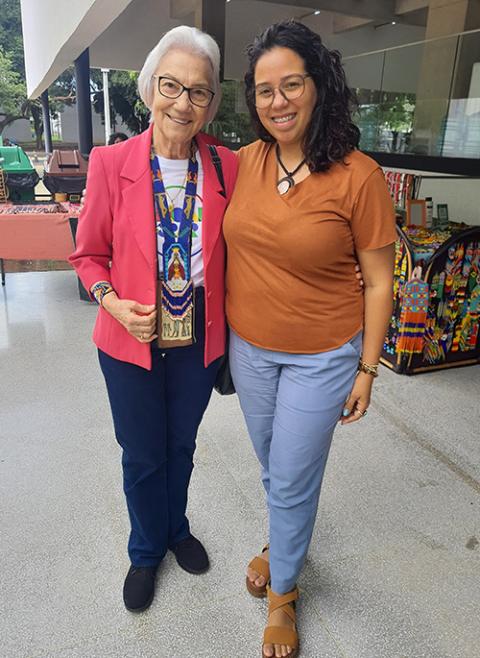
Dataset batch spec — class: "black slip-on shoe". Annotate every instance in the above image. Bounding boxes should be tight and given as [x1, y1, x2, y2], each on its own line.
[123, 565, 157, 612]
[172, 535, 210, 575]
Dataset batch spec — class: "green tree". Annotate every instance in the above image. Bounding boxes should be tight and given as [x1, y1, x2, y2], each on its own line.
[378, 92, 415, 151]
[0, 0, 24, 71]
[0, 0, 31, 133]
[0, 0, 77, 147]
[0, 48, 27, 133]
[207, 80, 255, 146]
[92, 70, 150, 135]
[0, 0, 46, 146]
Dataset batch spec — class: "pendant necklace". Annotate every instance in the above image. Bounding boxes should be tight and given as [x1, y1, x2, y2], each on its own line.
[165, 183, 185, 207]
[275, 143, 306, 195]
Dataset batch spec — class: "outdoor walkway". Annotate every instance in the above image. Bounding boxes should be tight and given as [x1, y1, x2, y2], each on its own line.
[1, 271, 479, 658]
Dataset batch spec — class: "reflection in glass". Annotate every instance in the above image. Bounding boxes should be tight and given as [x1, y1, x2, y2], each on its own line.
[346, 31, 480, 159]
[209, 31, 480, 160]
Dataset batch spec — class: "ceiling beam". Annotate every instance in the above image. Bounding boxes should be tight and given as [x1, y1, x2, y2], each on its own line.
[333, 10, 427, 33]
[395, 0, 428, 15]
[258, 0, 398, 22]
[332, 15, 372, 33]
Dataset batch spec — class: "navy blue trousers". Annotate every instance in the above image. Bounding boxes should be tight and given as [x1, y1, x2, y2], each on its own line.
[98, 289, 219, 567]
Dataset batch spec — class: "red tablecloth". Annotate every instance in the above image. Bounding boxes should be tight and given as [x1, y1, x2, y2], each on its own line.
[0, 213, 74, 260]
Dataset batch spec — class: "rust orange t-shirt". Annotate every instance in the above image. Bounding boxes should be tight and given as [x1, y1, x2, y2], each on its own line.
[223, 140, 397, 353]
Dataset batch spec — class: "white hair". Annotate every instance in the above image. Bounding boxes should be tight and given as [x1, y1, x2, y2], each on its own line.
[138, 25, 222, 123]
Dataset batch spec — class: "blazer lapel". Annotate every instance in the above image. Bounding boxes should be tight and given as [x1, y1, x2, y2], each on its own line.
[197, 135, 227, 270]
[118, 128, 227, 274]
[120, 124, 156, 272]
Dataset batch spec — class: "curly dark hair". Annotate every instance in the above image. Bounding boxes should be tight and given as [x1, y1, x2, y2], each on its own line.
[244, 20, 360, 172]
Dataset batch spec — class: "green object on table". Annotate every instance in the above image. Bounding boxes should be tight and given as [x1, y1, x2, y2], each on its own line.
[0, 143, 39, 201]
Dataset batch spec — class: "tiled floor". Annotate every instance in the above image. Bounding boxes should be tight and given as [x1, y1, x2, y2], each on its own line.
[1, 271, 479, 658]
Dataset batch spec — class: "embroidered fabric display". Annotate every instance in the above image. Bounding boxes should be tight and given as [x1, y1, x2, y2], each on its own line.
[397, 276, 429, 356]
[150, 146, 198, 347]
[155, 154, 205, 286]
[384, 171, 419, 210]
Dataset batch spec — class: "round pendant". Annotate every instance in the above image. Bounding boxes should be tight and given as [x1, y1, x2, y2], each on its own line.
[277, 176, 294, 195]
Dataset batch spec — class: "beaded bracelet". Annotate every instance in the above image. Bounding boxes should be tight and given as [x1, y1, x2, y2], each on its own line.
[358, 359, 379, 378]
[91, 281, 115, 306]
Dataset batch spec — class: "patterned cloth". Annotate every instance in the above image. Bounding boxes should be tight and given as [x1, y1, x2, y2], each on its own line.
[155, 154, 204, 287]
[397, 279, 430, 355]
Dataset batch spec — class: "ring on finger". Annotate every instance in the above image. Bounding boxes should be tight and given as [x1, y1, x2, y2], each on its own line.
[355, 408, 368, 417]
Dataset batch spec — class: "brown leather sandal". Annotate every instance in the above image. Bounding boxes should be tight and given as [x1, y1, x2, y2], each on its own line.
[262, 586, 299, 658]
[246, 544, 270, 598]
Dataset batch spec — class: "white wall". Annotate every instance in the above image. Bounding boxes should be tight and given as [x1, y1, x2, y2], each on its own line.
[387, 167, 480, 226]
[419, 177, 480, 226]
[59, 104, 132, 144]
[3, 106, 132, 146]
[89, 0, 182, 71]
[2, 118, 33, 143]
[59, 104, 103, 143]
[20, 0, 132, 97]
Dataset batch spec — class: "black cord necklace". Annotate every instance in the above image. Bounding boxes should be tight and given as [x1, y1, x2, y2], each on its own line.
[275, 143, 306, 195]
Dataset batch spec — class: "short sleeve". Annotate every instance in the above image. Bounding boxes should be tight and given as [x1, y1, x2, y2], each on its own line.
[351, 167, 397, 251]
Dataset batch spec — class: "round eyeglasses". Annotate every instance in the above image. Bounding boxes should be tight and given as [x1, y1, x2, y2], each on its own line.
[152, 76, 215, 108]
[254, 74, 311, 109]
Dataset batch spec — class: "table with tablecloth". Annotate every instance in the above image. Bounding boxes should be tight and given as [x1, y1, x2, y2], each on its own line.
[0, 203, 81, 286]
[381, 222, 480, 374]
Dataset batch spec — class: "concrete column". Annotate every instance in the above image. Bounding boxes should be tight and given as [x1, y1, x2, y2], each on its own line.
[170, 0, 226, 80]
[74, 49, 93, 156]
[102, 68, 112, 145]
[201, 0, 226, 81]
[170, 0, 202, 28]
[40, 90, 53, 154]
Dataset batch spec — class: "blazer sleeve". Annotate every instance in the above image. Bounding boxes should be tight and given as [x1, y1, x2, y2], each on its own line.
[68, 147, 114, 296]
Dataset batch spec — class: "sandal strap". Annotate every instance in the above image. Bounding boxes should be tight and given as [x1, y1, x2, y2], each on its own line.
[248, 555, 270, 580]
[263, 626, 298, 649]
[267, 586, 299, 617]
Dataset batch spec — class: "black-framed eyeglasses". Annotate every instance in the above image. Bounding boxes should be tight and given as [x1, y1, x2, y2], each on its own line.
[254, 74, 311, 108]
[152, 75, 215, 108]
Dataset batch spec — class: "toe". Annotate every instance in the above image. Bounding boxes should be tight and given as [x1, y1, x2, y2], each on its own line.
[263, 644, 274, 657]
[247, 567, 257, 583]
[247, 566, 266, 587]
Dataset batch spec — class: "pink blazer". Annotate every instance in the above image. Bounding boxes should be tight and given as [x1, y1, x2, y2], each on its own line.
[69, 124, 238, 370]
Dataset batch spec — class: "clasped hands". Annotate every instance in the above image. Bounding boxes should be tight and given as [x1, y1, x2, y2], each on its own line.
[102, 293, 157, 343]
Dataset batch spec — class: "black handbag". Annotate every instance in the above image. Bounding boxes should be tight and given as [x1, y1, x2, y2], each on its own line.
[214, 333, 236, 395]
[208, 144, 236, 396]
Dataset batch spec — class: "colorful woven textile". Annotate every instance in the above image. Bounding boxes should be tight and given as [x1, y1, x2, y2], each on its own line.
[397, 279, 430, 355]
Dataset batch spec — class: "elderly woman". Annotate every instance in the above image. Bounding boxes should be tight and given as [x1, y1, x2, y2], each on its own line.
[69, 26, 237, 612]
[224, 21, 396, 658]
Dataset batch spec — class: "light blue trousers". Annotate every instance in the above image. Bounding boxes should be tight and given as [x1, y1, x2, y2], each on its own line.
[229, 330, 362, 594]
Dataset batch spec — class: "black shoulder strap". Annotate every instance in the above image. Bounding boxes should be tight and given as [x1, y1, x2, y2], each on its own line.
[207, 144, 227, 198]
